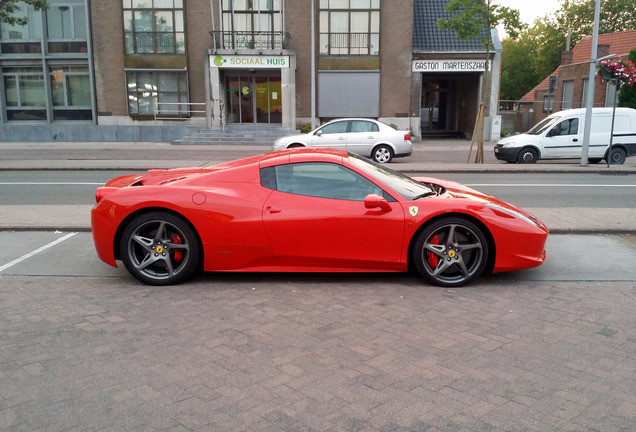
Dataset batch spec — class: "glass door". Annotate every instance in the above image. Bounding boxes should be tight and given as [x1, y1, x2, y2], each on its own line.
[225, 75, 254, 123]
[225, 73, 282, 124]
[421, 79, 457, 133]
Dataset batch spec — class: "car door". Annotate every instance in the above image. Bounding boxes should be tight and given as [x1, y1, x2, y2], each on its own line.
[261, 161, 405, 270]
[310, 120, 348, 150]
[542, 116, 582, 158]
[346, 119, 380, 157]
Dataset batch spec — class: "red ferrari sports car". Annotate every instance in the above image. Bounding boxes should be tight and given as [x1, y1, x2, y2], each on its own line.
[92, 148, 548, 287]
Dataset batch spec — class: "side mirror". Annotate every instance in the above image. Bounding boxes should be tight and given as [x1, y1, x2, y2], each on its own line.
[315, 130, 323, 137]
[364, 194, 391, 212]
[546, 129, 556, 137]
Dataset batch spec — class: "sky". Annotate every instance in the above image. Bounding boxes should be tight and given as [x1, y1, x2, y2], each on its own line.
[495, 0, 561, 37]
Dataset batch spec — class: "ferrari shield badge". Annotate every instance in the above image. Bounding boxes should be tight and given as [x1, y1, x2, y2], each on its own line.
[409, 206, 419, 217]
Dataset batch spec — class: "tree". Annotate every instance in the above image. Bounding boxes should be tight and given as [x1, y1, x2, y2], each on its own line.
[619, 48, 636, 109]
[437, 0, 523, 163]
[0, 0, 48, 26]
[500, 0, 636, 103]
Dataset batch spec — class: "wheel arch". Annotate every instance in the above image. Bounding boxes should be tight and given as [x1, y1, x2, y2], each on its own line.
[113, 207, 203, 267]
[407, 212, 497, 275]
[517, 145, 541, 160]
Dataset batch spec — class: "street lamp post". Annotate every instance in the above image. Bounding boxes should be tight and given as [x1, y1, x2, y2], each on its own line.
[580, 0, 601, 167]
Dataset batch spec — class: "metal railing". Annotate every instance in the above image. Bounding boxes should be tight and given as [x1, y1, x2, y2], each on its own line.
[153, 102, 206, 121]
[321, 32, 378, 55]
[210, 31, 290, 50]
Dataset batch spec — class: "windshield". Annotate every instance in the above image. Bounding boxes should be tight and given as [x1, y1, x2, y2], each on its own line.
[527, 116, 560, 135]
[348, 153, 434, 200]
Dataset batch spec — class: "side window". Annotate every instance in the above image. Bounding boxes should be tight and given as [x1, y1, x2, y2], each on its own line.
[350, 120, 379, 133]
[318, 121, 348, 135]
[268, 162, 384, 201]
[552, 118, 579, 136]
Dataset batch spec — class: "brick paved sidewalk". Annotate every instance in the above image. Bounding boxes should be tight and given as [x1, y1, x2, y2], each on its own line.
[1, 275, 634, 431]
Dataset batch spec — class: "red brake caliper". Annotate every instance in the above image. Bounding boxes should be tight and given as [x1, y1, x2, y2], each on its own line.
[427, 234, 439, 268]
[173, 233, 183, 262]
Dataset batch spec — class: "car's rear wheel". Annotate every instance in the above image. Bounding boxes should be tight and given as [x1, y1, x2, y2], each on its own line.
[120, 211, 200, 286]
[412, 217, 488, 287]
[588, 158, 602, 164]
[372, 145, 393, 163]
[608, 147, 627, 165]
[517, 147, 538, 164]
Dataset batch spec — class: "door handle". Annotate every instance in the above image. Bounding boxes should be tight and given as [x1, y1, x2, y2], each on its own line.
[572, 138, 579, 142]
[266, 206, 281, 214]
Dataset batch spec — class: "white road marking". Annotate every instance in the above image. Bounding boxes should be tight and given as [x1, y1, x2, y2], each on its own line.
[0, 232, 78, 273]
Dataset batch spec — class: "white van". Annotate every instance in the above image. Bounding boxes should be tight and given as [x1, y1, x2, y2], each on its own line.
[494, 107, 636, 164]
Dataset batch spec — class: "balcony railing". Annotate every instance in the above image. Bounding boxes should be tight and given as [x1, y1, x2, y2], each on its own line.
[321, 32, 378, 55]
[210, 31, 290, 50]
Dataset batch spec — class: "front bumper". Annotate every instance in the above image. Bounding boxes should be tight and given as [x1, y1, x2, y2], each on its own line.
[494, 144, 520, 162]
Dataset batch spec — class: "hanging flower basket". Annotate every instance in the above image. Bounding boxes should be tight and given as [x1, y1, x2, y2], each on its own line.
[597, 58, 636, 86]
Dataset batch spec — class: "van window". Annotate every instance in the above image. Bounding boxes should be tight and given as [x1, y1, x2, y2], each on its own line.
[528, 116, 560, 135]
[551, 118, 579, 136]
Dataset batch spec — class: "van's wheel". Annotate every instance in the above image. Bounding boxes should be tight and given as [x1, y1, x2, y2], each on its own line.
[608, 148, 627, 165]
[517, 147, 538, 164]
[588, 158, 602, 164]
[288, 144, 304, 149]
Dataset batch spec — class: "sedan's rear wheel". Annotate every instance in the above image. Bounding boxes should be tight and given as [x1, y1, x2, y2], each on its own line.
[372, 145, 393, 163]
[120, 211, 200, 286]
[412, 217, 488, 287]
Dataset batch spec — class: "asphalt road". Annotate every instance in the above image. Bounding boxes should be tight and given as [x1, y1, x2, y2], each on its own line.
[2, 170, 636, 208]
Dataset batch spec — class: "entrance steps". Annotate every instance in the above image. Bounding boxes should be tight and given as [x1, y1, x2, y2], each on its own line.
[173, 124, 297, 145]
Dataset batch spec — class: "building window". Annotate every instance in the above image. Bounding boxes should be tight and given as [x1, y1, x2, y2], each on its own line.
[562, 80, 574, 110]
[319, 0, 380, 56]
[47, 1, 88, 53]
[0, 4, 43, 54]
[123, 0, 185, 55]
[543, 95, 553, 112]
[2, 67, 47, 121]
[126, 70, 189, 116]
[50, 66, 92, 120]
[605, 81, 619, 107]
[219, 0, 283, 49]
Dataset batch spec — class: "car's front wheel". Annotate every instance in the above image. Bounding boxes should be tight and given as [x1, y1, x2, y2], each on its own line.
[120, 211, 201, 286]
[372, 145, 393, 163]
[412, 217, 489, 287]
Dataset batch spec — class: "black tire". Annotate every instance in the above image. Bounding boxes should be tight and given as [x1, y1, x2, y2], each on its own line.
[412, 217, 489, 287]
[372, 145, 393, 163]
[608, 147, 626, 165]
[120, 211, 201, 286]
[588, 158, 602, 164]
[517, 147, 538, 164]
[288, 143, 304, 149]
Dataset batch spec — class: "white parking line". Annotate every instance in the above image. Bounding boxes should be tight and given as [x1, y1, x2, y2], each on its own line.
[0, 232, 78, 273]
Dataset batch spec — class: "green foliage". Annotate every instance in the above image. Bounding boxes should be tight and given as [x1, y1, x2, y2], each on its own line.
[437, 0, 523, 49]
[0, 0, 48, 26]
[299, 122, 312, 133]
[619, 48, 636, 109]
[501, 0, 636, 101]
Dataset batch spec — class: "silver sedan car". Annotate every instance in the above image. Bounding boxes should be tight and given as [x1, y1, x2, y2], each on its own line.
[273, 118, 413, 163]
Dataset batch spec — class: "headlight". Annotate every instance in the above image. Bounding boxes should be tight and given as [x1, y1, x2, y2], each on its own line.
[485, 203, 541, 227]
[500, 142, 517, 148]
